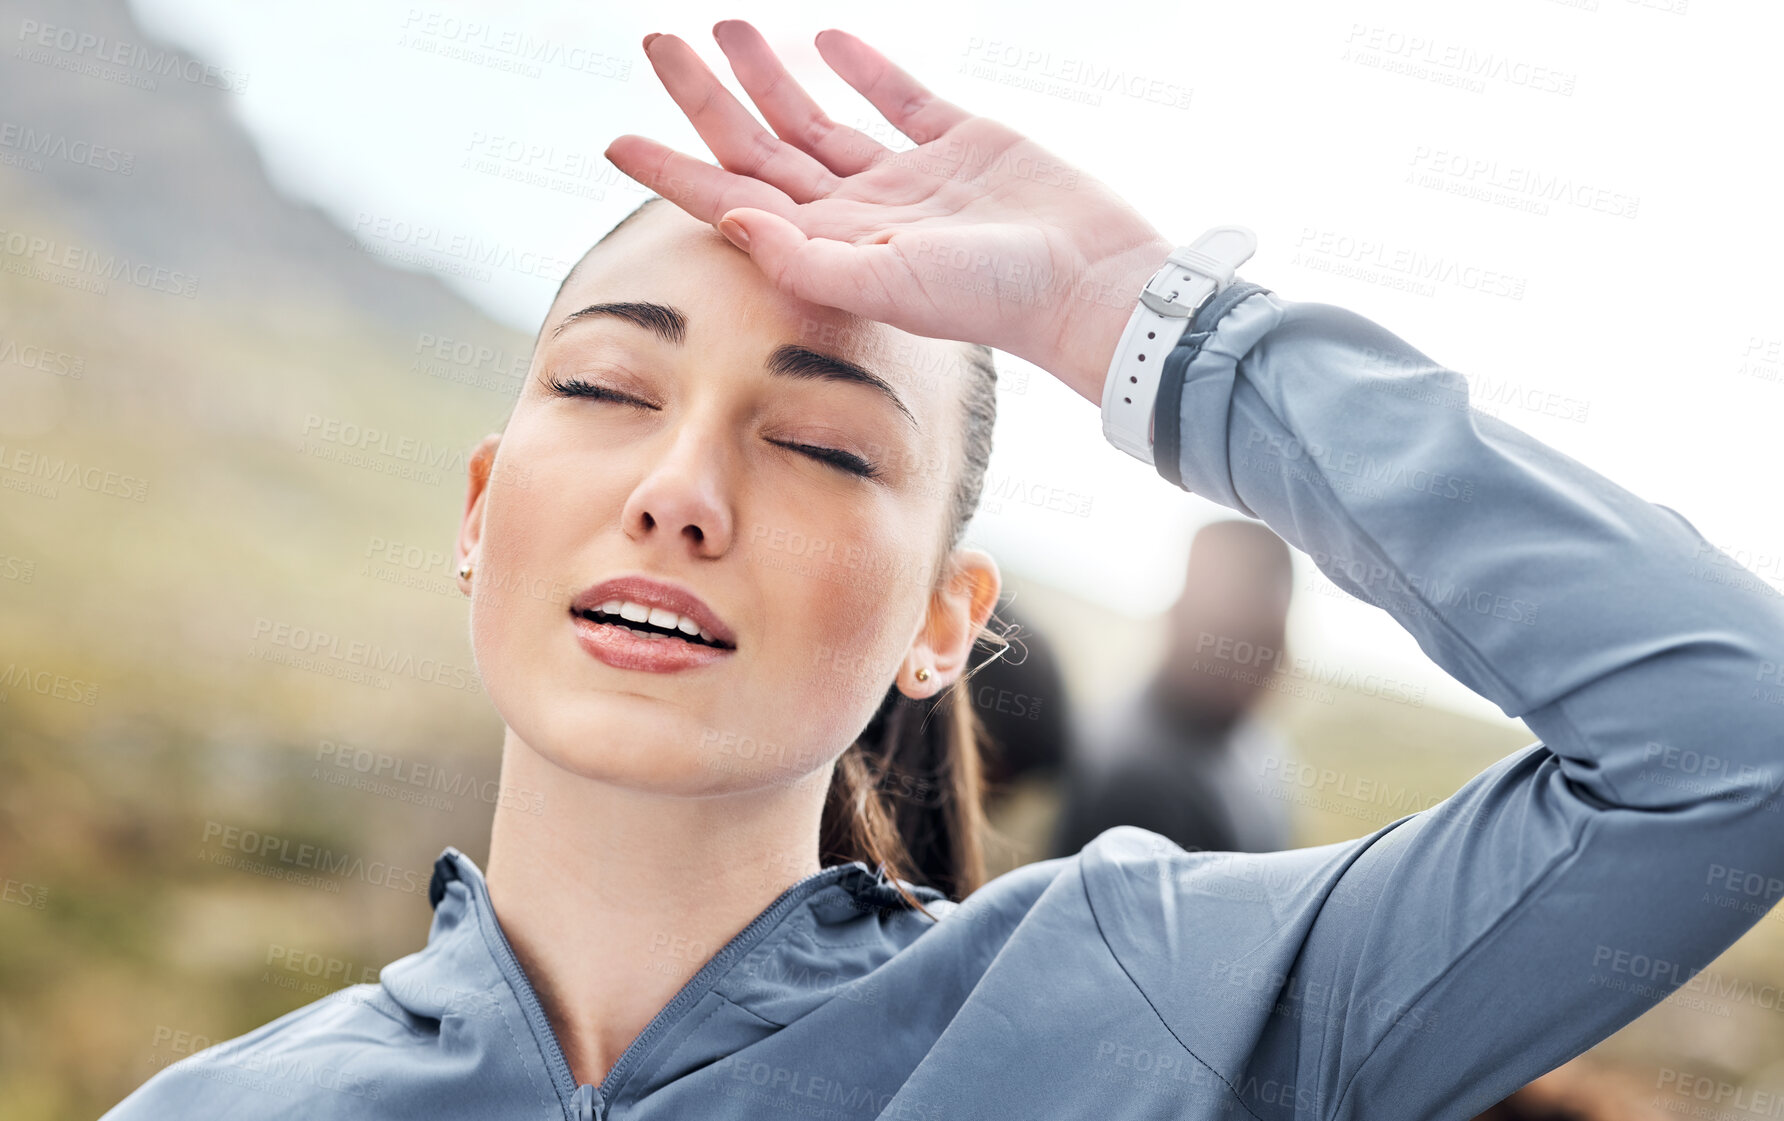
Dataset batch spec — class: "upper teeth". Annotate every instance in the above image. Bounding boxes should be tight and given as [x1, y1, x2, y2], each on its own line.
[597, 599, 718, 644]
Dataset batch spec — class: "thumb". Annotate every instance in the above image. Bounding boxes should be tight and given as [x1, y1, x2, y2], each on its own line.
[715, 206, 772, 253]
[716, 207, 861, 309]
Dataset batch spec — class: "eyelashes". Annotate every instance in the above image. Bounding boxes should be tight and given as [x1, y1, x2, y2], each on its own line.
[543, 373, 881, 480]
[779, 442, 881, 480]
[544, 373, 650, 407]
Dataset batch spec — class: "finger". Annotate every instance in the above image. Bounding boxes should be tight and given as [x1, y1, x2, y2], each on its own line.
[604, 133, 795, 227]
[716, 207, 907, 320]
[812, 28, 972, 146]
[641, 33, 843, 205]
[711, 19, 893, 179]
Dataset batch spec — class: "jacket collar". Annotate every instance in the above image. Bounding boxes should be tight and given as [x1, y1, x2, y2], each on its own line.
[375, 846, 945, 1114]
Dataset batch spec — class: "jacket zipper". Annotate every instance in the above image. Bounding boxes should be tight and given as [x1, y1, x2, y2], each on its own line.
[572, 1083, 601, 1121]
[463, 857, 858, 1121]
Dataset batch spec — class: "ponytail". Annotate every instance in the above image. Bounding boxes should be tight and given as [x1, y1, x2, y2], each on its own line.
[818, 619, 1017, 913]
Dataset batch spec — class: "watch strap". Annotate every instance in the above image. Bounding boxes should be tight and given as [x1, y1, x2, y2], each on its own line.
[1101, 226, 1258, 465]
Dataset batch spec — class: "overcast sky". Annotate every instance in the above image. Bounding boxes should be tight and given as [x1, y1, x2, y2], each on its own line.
[126, 0, 1784, 722]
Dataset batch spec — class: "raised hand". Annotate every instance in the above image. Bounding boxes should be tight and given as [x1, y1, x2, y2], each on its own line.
[602, 21, 1177, 403]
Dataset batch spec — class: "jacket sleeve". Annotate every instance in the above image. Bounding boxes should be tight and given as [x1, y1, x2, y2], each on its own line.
[1130, 283, 1784, 1120]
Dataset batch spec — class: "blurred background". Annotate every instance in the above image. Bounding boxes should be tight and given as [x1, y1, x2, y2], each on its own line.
[2, 0, 1781, 1117]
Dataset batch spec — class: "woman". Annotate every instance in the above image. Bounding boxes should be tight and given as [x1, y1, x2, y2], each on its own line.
[103, 21, 1783, 1121]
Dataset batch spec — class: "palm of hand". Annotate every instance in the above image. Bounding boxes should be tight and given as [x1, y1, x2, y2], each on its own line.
[603, 23, 1171, 394]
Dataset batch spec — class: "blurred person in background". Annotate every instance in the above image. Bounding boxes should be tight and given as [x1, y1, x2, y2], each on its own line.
[1051, 519, 1299, 857]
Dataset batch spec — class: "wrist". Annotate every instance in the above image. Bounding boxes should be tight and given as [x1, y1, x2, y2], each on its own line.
[1048, 236, 1176, 404]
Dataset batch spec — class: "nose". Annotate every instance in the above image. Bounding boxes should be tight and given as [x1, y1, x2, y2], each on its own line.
[620, 421, 734, 557]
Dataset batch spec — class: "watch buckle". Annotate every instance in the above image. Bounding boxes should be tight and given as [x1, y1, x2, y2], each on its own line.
[1139, 225, 1257, 317]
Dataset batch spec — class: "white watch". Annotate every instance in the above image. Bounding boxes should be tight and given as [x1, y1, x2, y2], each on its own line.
[1100, 226, 1258, 465]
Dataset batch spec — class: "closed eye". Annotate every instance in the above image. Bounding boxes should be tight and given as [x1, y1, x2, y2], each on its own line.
[770, 441, 881, 480]
[545, 373, 655, 408]
[547, 373, 880, 480]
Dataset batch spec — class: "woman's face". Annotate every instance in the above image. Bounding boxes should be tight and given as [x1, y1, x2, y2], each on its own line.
[458, 203, 996, 798]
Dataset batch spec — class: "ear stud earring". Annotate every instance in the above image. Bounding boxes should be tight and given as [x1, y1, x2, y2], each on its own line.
[915, 667, 930, 682]
[458, 561, 474, 580]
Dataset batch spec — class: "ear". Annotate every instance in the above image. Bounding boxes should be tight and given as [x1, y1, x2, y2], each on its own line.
[455, 433, 503, 591]
[899, 547, 1002, 699]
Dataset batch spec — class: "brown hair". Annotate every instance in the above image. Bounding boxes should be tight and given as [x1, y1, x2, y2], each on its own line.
[542, 195, 1014, 916]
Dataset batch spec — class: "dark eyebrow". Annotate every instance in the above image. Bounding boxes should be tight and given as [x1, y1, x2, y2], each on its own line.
[763, 344, 917, 430]
[552, 301, 916, 430]
[554, 301, 687, 345]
